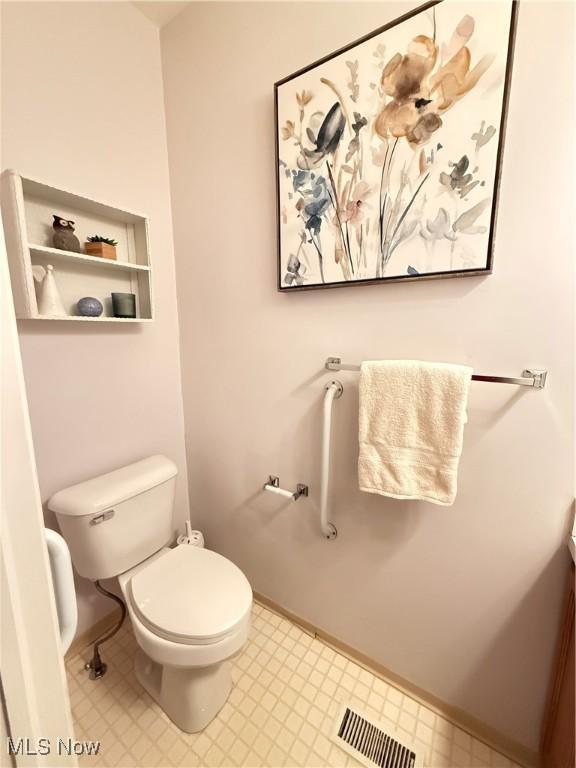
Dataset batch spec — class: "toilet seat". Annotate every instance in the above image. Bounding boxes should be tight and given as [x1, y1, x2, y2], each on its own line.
[128, 545, 252, 646]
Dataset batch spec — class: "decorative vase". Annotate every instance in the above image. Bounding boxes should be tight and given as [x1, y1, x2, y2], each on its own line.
[85, 242, 117, 260]
[111, 292, 136, 318]
[77, 297, 103, 317]
[32, 264, 67, 316]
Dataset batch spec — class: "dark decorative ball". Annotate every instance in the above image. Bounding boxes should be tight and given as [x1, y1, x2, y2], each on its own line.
[77, 297, 103, 317]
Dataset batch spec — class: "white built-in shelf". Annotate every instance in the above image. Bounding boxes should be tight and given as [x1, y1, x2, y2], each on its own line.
[35, 315, 153, 323]
[29, 244, 151, 273]
[1, 170, 154, 322]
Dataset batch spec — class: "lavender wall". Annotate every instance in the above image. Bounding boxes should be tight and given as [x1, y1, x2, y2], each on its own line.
[1, 1, 191, 634]
[161, 1, 575, 752]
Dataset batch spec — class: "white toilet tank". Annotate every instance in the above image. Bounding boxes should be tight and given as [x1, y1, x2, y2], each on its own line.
[48, 455, 178, 581]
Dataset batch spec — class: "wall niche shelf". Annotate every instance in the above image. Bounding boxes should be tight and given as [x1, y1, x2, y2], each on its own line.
[1, 169, 154, 322]
[29, 244, 151, 273]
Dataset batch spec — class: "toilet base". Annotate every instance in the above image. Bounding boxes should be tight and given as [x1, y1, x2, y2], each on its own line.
[134, 649, 232, 733]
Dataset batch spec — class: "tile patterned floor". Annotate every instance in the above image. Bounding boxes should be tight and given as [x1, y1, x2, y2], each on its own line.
[67, 603, 523, 768]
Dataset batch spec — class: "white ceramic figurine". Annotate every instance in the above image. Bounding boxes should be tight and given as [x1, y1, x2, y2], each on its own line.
[32, 263, 67, 316]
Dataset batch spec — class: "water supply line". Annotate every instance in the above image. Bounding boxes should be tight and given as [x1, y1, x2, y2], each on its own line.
[320, 380, 342, 540]
[84, 581, 126, 680]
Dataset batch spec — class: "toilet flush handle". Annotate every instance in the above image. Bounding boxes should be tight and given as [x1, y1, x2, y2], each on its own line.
[90, 509, 115, 525]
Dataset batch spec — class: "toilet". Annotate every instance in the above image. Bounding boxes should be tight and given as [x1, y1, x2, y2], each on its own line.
[48, 455, 252, 733]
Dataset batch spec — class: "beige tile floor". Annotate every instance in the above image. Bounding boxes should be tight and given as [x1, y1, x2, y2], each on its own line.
[67, 603, 523, 768]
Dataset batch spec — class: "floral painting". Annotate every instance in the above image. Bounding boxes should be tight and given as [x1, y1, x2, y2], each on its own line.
[275, 0, 517, 290]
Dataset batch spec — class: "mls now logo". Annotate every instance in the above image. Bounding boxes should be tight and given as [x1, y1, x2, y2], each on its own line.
[7, 738, 101, 756]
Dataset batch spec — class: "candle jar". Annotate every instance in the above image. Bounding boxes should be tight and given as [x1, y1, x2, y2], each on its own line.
[111, 292, 136, 318]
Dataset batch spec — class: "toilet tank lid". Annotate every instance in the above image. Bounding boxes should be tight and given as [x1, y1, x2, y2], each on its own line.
[48, 455, 178, 517]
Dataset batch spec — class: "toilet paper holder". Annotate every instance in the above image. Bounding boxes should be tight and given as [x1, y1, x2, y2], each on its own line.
[264, 475, 308, 501]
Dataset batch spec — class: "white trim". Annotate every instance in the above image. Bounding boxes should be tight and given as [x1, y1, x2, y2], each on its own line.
[0, 214, 77, 766]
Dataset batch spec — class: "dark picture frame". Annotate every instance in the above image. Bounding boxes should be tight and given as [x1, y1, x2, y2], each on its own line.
[275, 0, 518, 291]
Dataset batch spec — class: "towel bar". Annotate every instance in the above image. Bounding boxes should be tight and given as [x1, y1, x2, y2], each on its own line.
[325, 357, 548, 389]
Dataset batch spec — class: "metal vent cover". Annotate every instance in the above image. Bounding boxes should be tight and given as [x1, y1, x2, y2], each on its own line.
[332, 705, 423, 768]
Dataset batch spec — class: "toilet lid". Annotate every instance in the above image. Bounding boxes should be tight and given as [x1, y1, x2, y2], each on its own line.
[130, 546, 252, 643]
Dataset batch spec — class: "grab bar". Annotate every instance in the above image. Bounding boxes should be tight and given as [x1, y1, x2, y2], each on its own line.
[45, 528, 77, 654]
[320, 381, 342, 540]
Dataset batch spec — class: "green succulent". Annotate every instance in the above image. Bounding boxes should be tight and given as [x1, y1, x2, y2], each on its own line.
[87, 235, 118, 246]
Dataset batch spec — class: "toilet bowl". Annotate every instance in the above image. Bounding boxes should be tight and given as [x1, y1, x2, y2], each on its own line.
[47, 455, 253, 734]
[118, 544, 252, 732]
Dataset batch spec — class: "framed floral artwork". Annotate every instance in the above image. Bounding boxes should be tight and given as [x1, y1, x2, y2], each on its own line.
[275, 0, 518, 290]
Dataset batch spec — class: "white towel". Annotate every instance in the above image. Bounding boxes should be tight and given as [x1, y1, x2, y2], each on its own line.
[358, 360, 472, 506]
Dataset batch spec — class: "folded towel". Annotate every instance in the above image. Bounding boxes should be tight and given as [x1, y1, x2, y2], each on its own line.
[358, 360, 472, 506]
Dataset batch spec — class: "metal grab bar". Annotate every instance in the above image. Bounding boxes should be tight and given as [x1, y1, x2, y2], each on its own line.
[325, 357, 548, 389]
[45, 528, 77, 654]
[320, 381, 342, 540]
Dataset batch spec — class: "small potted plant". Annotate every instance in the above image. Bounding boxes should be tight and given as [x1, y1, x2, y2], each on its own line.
[85, 235, 118, 260]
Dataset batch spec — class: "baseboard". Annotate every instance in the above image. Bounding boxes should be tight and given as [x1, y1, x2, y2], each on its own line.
[66, 607, 122, 660]
[254, 591, 538, 768]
